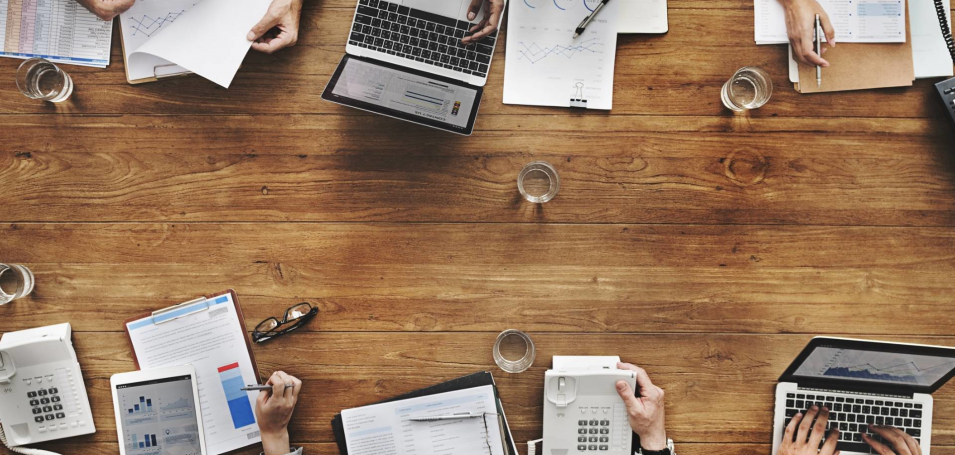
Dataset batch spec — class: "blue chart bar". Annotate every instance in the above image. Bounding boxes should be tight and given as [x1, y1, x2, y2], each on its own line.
[151, 434, 157, 446]
[217, 362, 256, 429]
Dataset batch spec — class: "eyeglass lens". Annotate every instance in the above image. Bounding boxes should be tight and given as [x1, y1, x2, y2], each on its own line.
[285, 303, 312, 321]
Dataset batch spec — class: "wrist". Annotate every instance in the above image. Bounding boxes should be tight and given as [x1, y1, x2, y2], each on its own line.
[261, 429, 291, 455]
[638, 430, 668, 451]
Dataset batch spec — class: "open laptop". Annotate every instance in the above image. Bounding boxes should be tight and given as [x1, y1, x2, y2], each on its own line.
[321, 0, 506, 136]
[772, 337, 955, 455]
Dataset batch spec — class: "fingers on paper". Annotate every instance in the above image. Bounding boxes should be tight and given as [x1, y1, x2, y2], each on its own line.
[248, 7, 284, 41]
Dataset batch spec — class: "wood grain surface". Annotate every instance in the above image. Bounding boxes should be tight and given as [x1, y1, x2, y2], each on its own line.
[1, 0, 954, 454]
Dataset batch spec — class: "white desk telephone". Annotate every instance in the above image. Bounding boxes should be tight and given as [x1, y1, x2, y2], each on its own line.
[542, 356, 636, 455]
[0, 323, 95, 452]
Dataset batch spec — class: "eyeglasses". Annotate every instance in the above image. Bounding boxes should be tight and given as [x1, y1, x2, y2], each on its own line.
[253, 302, 318, 343]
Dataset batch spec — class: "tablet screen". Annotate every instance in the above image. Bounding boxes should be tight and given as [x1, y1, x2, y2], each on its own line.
[322, 55, 482, 135]
[116, 375, 202, 455]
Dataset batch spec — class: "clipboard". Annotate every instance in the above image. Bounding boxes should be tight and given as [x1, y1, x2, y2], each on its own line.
[331, 371, 519, 455]
[118, 16, 194, 85]
[122, 289, 260, 380]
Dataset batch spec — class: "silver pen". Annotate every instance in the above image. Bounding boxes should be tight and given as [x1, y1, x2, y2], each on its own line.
[241, 384, 295, 392]
[815, 14, 822, 88]
[573, 0, 611, 39]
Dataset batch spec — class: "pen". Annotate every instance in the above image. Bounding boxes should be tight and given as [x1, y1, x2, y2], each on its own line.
[573, 0, 611, 39]
[241, 384, 295, 392]
[409, 412, 492, 422]
[815, 14, 822, 88]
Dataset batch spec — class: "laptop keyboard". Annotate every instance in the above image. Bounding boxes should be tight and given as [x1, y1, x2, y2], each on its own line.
[349, 0, 498, 79]
[785, 393, 924, 454]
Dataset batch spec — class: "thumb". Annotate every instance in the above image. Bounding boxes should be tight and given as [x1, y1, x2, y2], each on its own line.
[248, 9, 282, 41]
[616, 380, 643, 413]
[467, 0, 482, 21]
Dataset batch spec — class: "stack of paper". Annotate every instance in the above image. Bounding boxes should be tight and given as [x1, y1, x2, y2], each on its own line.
[0, 0, 112, 67]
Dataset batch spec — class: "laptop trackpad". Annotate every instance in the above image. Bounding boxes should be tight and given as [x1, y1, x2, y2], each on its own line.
[397, 0, 480, 22]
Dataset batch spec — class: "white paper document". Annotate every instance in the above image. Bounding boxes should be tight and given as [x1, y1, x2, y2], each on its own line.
[504, 0, 620, 110]
[755, 0, 907, 44]
[0, 0, 112, 67]
[342, 385, 506, 455]
[788, 0, 952, 81]
[126, 294, 262, 455]
[619, 0, 668, 34]
[121, 0, 270, 87]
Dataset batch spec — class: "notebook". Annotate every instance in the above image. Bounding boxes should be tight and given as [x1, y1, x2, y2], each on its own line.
[620, 0, 669, 34]
[331, 372, 518, 455]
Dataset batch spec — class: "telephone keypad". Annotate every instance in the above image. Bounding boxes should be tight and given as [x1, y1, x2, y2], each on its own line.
[578, 416, 612, 451]
[29, 384, 70, 425]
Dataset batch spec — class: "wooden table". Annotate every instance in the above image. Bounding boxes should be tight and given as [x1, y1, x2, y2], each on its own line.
[2, 0, 955, 454]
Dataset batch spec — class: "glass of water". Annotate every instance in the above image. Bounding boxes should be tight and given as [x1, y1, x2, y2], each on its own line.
[16, 58, 73, 103]
[721, 67, 772, 112]
[0, 264, 35, 305]
[518, 161, 560, 204]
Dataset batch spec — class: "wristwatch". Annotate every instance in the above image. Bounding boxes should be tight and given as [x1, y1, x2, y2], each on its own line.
[636, 438, 675, 455]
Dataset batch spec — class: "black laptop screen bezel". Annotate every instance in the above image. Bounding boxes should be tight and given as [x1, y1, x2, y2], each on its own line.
[780, 337, 955, 395]
[321, 54, 483, 136]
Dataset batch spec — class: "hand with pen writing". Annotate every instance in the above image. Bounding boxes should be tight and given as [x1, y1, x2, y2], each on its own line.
[462, 0, 505, 45]
[779, 0, 837, 66]
[75, 0, 135, 20]
[256, 371, 304, 455]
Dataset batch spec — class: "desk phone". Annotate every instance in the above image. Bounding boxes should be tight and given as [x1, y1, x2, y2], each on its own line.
[0, 323, 95, 447]
[543, 356, 636, 455]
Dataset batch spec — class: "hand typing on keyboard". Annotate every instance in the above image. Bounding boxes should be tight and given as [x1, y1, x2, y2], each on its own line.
[614, 362, 668, 452]
[462, 0, 505, 45]
[863, 425, 922, 455]
[779, 406, 840, 455]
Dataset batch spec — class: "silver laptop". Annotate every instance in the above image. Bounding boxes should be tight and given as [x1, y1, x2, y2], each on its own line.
[322, 0, 505, 135]
[772, 337, 955, 455]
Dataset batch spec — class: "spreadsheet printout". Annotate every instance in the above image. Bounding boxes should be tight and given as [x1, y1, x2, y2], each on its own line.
[0, 0, 111, 67]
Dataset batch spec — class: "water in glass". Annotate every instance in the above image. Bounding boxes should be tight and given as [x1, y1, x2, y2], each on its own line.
[17, 58, 73, 102]
[721, 67, 772, 112]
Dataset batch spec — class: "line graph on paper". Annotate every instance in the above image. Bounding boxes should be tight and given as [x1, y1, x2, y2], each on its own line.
[128, 10, 187, 37]
[515, 38, 603, 64]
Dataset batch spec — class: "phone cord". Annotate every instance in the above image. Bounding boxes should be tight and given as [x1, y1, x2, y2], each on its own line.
[0, 420, 62, 455]
[937, 0, 955, 62]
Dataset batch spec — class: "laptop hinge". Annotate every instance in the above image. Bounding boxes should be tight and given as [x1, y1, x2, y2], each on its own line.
[796, 384, 916, 400]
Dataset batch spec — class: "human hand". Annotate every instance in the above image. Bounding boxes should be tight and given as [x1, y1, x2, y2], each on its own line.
[255, 371, 303, 455]
[863, 425, 923, 455]
[247, 0, 304, 54]
[461, 0, 505, 45]
[75, 0, 135, 20]
[779, 0, 836, 66]
[614, 362, 667, 451]
[778, 406, 840, 455]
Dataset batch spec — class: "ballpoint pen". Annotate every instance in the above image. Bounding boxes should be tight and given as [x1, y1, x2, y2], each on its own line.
[574, 0, 611, 39]
[815, 14, 823, 88]
[241, 384, 295, 392]
[408, 412, 496, 422]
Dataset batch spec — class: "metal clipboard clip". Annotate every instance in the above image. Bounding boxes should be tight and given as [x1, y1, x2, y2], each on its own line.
[151, 297, 210, 325]
[153, 63, 192, 80]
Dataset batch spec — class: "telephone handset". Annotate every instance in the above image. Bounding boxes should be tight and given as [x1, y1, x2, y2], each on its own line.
[934, 0, 955, 127]
[0, 323, 95, 454]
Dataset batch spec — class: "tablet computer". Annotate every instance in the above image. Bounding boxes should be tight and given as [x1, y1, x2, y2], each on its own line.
[111, 365, 207, 455]
[321, 55, 483, 136]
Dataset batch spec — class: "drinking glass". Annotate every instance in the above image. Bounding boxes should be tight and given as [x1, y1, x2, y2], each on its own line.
[16, 58, 73, 102]
[721, 67, 772, 112]
[518, 161, 560, 204]
[493, 329, 536, 373]
[0, 264, 35, 305]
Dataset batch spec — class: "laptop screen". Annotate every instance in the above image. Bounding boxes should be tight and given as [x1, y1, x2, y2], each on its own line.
[784, 338, 955, 393]
[322, 55, 482, 135]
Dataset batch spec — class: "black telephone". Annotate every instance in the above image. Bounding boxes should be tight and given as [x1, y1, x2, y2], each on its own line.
[935, 0, 955, 127]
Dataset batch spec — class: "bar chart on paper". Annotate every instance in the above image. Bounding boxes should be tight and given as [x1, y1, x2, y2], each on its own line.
[504, 0, 619, 109]
[218, 362, 256, 429]
[0, 0, 112, 67]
